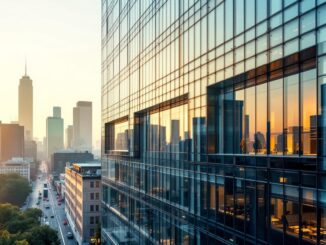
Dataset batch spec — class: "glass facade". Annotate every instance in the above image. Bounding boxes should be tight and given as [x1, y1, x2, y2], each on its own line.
[101, 0, 326, 244]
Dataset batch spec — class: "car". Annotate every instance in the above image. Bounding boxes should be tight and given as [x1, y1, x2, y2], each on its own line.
[50, 215, 54, 218]
[44, 215, 48, 219]
[63, 220, 68, 225]
[58, 202, 61, 206]
[45, 221, 49, 226]
[36, 201, 40, 205]
[66, 232, 73, 239]
[45, 205, 50, 209]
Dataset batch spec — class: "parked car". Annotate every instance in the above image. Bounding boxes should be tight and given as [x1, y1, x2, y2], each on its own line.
[63, 219, 68, 225]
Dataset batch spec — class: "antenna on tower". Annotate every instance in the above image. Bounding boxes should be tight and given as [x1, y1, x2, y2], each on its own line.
[25, 57, 27, 76]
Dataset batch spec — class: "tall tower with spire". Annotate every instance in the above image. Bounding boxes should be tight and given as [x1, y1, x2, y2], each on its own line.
[18, 60, 33, 140]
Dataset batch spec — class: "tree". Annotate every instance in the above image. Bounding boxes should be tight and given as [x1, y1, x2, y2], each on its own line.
[0, 204, 19, 230]
[0, 174, 31, 206]
[0, 204, 60, 245]
[25, 226, 60, 245]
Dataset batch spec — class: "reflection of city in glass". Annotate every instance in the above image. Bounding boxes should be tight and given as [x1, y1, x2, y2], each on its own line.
[101, 0, 326, 244]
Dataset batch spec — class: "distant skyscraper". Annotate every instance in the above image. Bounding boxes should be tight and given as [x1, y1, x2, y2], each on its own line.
[0, 123, 24, 162]
[18, 64, 33, 140]
[65, 125, 73, 149]
[46, 107, 64, 159]
[73, 101, 92, 152]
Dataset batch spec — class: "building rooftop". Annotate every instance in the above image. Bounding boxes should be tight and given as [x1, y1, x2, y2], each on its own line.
[66, 162, 101, 178]
[2, 157, 31, 165]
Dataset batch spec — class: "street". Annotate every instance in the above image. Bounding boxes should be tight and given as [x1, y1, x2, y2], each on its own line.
[27, 161, 77, 245]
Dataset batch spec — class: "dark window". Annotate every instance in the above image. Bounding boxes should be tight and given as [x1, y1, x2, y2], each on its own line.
[95, 193, 99, 200]
[90, 205, 94, 212]
[90, 216, 94, 224]
[90, 193, 94, 200]
[90, 181, 94, 188]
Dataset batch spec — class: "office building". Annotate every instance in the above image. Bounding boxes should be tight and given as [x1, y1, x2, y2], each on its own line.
[46, 107, 64, 159]
[66, 125, 73, 149]
[73, 101, 92, 152]
[50, 150, 94, 176]
[18, 65, 33, 140]
[101, 1, 326, 245]
[0, 158, 30, 182]
[24, 140, 37, 162]
[0, 123, 24, 162]
[65, 162, 101, 245]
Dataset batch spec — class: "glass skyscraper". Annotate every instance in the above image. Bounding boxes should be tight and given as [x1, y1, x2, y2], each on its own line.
[101, 0, 326, 244]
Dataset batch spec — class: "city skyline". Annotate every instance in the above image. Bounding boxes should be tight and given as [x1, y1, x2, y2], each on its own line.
[0, 0, 101, 148]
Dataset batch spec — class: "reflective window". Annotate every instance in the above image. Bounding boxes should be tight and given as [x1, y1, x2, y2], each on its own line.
[245, 86, 255, 154]
[270, 0, 282, 15]
[318, 4, 326, 27]
[235, 0, 244, 35]
[301, 31, 316, 51]
[284, 4, 299, 22]
[256, 0, 267, 23]
[270, 13, 283, 29]
[105, 119, 129, 152]
[235, 89, 245, 153]
[245, 0, 255, 29]
[216, 3, 224, 46]
[284, 19, 299, 42]
[300, 11, 316, 34]
[269, 79, 283, 155]
[225, 0, 233, 40]
[284, 74, 299, 155]
[256, 84, 267, 154]
[301, 69, 317, 155]
[270, 27, 283, 47]
[301, 0, 315, 13]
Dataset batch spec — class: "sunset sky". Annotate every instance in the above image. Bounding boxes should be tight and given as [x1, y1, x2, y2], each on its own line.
[0, 0, 101, 148]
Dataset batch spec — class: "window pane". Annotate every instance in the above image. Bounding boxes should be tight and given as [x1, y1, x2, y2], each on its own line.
[285, 39, 299, 56]
[270, 27, 283, 47]
[235, 0, 244, 35]
[270, 0, 282, 15]
[270, 13, 283, 29]
[318, 4, 326, 26]
[216, 3, 224, 46]
[301, 190, 317, 244]
[318, 26, 326, 55]
[224, 91, 234, 153]
[284, 74, 299, 155]
[284, 19, 299, 42]
[301, 0, 315, 13]
[208, 10, 215, 50]
[301, 69, 317, 155]
[245, 86, 255, 154]
[256, 0, 267, 23]
[245, 0, 255, 29]
[301, 31, 316, 51]
[300, 11, 316, 34]
[284, 4, 299, 22]
[234, 89, 245, 153]
[225, 0, 233, 40]
[256, 84, 267, 154]
[257, 35, 268, 53]
[269, 79, 283, 155]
